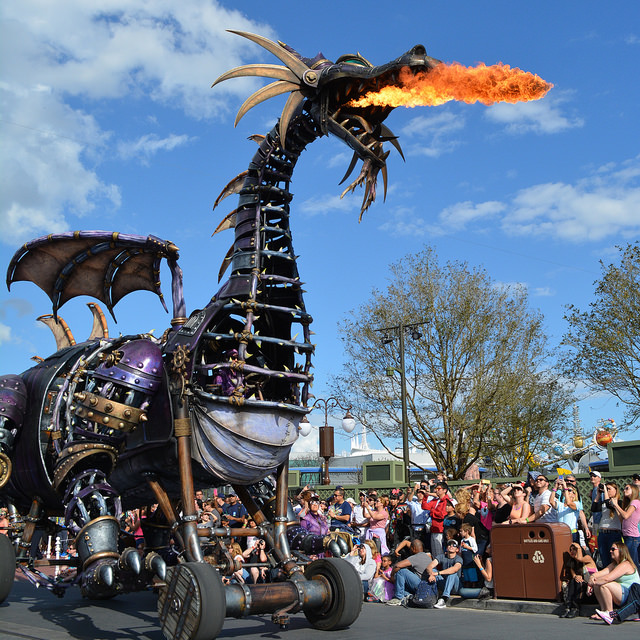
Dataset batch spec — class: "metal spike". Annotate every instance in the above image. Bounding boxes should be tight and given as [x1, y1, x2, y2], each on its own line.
[235, 80, 300, 127]
[380, 124, 405, 161]
[279, 91, 305, 149]
[212, 63, 300, 88]
[339, 152, 359, 186]
[382, 163, 388, 202]
[213, 209, 238, 236]
[226, 30, 310, 79]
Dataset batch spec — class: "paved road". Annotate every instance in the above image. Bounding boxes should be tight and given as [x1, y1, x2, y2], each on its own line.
[1, 577, 639, 640]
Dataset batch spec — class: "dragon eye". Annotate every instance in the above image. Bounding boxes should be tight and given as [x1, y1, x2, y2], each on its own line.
[336, 54, 373, 68]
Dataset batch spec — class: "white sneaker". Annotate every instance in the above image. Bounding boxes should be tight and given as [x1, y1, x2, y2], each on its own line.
[434, 598, 446, 609]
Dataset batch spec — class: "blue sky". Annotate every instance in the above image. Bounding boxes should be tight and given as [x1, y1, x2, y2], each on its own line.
[1, 1, 639, 459]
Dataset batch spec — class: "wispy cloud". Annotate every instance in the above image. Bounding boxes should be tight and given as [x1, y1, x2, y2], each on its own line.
[118, 133, 194, 163]
[299, 194, 357, 217]
[485, 93, 584, 134]
[381, 156, 640, 242]
[400, 110, 465, 157]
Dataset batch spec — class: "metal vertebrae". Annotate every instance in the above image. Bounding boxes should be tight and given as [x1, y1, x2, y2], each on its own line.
[190, 114, 321, 410]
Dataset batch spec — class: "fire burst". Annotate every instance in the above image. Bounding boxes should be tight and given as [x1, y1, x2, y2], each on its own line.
[349, 63, 552, 108]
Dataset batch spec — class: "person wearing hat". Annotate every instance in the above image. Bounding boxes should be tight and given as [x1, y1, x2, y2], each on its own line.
[222, 493, 248, 527]
[425, 538, 463, 608]
[300, 495, 329, 536]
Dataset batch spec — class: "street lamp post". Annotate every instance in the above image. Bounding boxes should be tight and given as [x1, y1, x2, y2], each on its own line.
[300, 397, 356, 485]
[378, 322, 424, 485]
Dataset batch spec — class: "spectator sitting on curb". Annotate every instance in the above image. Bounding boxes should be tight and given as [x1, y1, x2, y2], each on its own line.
[559, 542, 597, 618]
[385, 539, 432, 606]
[370, 553, 396, 602]
[588, 541, 640, 620]
[425, 538, 463, 608]
[459, 545, 493, 600]
[345, 542, 377, 599]
[596, 581, 640, 624]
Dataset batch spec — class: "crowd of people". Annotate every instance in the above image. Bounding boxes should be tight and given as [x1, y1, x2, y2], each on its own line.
[292, 470, 640, 622]
[2, 470, 639, 622]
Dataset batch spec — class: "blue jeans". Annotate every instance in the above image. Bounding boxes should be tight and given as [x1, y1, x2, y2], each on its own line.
[394, 568, 421, 599]
[624, 535, 640, 572]
[598, 530, 622, 568]
[435, 571, 460, 598]
[458, 586, 482, 598]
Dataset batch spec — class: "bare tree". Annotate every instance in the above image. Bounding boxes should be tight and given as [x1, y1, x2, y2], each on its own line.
[563, 243, 640, 427]
[332, 246, 573, 479]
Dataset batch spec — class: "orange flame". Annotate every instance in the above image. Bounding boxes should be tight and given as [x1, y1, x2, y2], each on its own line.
[349, 63, 552, 108]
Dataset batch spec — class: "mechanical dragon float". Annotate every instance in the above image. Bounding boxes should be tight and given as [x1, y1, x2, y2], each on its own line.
[0, 30, 547, 640]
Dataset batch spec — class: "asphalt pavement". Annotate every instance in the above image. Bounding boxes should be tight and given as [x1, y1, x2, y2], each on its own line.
[1, 577, 639, 640]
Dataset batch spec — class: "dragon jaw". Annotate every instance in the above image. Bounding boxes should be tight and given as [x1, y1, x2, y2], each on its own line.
[212, 31, 441, 218]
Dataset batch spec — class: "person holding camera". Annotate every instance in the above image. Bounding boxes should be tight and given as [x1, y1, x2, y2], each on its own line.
[243, 538, 269, 583]
[598, 482, 623, 569]
[549, 476, 591, 545]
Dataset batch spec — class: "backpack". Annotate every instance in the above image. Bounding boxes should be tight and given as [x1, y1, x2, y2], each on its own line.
[408, 579, 438, 608]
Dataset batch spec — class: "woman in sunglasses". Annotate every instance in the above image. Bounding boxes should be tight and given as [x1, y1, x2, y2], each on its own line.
[608, 484, 640, 572]
[588, 541, 640, 620]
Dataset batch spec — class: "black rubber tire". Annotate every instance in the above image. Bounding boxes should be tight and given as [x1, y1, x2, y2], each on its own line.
[0, 533, 15, 604]
[303, 558, 363, 631]
[157, 562, 226, 640]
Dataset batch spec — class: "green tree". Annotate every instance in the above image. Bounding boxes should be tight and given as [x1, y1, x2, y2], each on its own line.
[332, 246, 573, 479]
[562, 243, 640, 426]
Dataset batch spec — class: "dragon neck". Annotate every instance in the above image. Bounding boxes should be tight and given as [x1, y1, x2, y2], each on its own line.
[193, 109, 321, 408]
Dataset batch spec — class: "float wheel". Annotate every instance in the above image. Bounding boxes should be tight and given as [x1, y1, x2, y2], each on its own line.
[303, 558, 362, 631]
[0, 533, 15, 604]
[157, 562, 225, 640]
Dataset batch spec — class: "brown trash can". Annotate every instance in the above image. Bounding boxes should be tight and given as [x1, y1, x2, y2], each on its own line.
[491, 522, 573, 600]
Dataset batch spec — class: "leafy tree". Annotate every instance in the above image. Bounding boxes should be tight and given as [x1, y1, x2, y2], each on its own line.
[562, 243, 640, 426]
[332, 246, 573, 479]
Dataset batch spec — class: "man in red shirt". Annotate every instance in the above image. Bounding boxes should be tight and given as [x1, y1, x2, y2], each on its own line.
[422, 482, 451, 558]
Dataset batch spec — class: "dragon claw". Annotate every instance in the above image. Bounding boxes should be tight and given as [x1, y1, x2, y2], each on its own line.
[120, 547, 141, 575]
[145, 551, 166, 580]
[97, 562, 114, 587]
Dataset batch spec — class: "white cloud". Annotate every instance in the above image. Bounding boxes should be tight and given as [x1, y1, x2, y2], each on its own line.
[299, 194, 357, 217]
[485, 94, 584, 134]
[419, 156, 640, 242]
[118, 133, 194, 162]
[0, 322, 11, 345]
[505, 158, 640, 241]
[290, 431, 319, 456]
[400, 110, 465, 157]
[0, 1, 275, 245]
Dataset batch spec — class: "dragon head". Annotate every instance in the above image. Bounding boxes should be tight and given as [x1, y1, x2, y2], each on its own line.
[212, 31, 441, 217]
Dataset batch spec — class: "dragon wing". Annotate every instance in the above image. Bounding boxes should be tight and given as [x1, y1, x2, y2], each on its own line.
[7, 231, 185, 322]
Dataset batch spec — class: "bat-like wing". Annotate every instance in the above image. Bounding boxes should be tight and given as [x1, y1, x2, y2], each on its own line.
[7, 231, 183, 321]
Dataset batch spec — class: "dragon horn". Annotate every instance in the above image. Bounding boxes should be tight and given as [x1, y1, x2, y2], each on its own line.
[87, 303, 109, 340]
[37, 314, 76, 350]
[226, 30, 310, 79]
[212, 63, 299, 87]
[235, 80, 300, 127]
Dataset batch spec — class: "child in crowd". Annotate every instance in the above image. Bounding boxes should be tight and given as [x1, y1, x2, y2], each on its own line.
[370, 553, 395, 602]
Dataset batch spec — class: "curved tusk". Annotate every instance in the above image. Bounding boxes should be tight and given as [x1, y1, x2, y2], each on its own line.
[235, 81, 300, 127]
